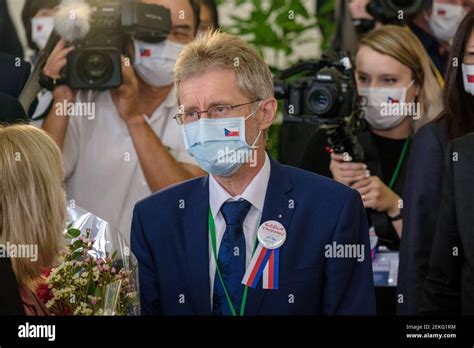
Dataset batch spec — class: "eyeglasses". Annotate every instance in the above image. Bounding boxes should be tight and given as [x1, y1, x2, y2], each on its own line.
[462, 51, 474, 65]
[174, 100, 261, 125]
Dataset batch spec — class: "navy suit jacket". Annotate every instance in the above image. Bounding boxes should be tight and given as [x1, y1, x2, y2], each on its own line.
[131, 159, 376, 315]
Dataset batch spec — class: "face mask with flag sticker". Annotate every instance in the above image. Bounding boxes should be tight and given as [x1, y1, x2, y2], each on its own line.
[133, 39, 185, 87]
[462, 63, 474, 95]
[31, 17, 55, 50]
[358, 81, 414, 130]
[182, 106, 262, 176]
[426, 2, 467, 43]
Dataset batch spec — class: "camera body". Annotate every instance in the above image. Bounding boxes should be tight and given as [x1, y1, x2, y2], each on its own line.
[65, 0, 171, 90]
[367, 0, 432, 24]
[275, 59, 356, 125]
[275, 51, 365, 162]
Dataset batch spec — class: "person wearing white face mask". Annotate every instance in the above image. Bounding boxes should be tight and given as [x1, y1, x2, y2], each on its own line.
[34, 0, 205, 245]
[409, 0, 473, 77]
[301, 25, 443, 315]
[302, 25, 443, 248]
[21, 0, 60, 59]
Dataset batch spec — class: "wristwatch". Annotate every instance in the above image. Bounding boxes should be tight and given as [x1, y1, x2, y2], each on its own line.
[39, 71, 65, 91]
[387, 211, 402, 222]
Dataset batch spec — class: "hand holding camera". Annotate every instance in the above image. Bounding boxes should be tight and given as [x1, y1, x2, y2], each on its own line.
[110, 56, 142, 124]
[43, 39, 76, 106]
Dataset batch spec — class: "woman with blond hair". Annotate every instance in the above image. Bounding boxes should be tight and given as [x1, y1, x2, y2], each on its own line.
[300, 24, 443, 315]
[303, 24, 443, 245]
[0, 124, 66, 315]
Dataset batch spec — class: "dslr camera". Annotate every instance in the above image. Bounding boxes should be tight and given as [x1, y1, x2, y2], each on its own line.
[60, 0, 171, 90]
[274, 51, 365, 161]
[354, 0, 432, 33]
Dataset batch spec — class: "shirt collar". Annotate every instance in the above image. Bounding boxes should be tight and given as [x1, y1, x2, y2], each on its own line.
[209, 153, 271, 219]
[145, 84, 178, 122]
[162, 84, 178, 109]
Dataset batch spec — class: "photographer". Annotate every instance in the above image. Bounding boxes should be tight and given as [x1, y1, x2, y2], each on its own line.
[37, 0, 205, 242]
[301, 25, 443, 250]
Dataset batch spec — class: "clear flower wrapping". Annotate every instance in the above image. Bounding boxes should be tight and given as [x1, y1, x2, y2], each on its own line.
[44, 205, 140, 316]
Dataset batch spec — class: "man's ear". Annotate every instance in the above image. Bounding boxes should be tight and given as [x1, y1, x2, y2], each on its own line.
[257, 97, 277, 131]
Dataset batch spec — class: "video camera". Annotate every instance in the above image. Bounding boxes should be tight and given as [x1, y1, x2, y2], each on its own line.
[354, 0, 432, 33]
[274, 51, 365, 162]
[56, 0, 171, 90]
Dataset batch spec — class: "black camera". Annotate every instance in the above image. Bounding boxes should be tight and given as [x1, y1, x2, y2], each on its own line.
[275, 51, 365, 161]
[64, 0, 171, 90]
[368, 0, 432, 23]
[354, 0, 432, 33]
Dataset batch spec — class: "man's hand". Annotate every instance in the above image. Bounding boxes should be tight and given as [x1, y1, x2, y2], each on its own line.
[110, 56, 143, 124]
[329, 152, 369, 186]
[43, 39, 76, 105]
[351, 175, 401, 215]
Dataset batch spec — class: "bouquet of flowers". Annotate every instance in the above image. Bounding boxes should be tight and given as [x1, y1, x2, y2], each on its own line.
[44, 206, 140, 316]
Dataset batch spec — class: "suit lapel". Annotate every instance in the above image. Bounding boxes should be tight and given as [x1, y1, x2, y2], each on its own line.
[244, 159, 295, 316]
[183, 176, 212, 315]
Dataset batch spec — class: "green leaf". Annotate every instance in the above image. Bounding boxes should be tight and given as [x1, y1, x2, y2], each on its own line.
[71, 240, 83, 252]
[72, 251, 83, 261]
[66, 228, 81, 239]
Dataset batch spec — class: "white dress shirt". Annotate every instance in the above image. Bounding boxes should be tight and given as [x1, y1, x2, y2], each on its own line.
[32, 86, 196, 244]
[208, 153, 271, 305]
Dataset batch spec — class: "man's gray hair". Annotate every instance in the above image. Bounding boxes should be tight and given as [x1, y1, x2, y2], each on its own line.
[174, 30, 274, 101]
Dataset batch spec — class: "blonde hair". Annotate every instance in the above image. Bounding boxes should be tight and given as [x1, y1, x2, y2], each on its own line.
[358, 25, 444, 130]
[174, 30, 274, 100]
[0, 125, 66, 290]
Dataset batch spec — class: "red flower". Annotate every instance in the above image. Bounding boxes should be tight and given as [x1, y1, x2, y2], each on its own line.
[37, 268, 53, 303]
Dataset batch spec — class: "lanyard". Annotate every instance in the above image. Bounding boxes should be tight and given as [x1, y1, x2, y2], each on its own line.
[387, 138, 410, 189]
[208, 208, 258, 316]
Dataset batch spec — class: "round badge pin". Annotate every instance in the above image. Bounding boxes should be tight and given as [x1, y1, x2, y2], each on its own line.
[257, 220, 286, 249]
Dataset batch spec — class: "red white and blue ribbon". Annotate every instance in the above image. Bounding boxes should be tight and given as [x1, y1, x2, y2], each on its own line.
[241, 244, 280, 290]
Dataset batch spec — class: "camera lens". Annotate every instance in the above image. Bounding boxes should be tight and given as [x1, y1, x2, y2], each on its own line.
[78, 51, 113, 85]
[307, 89, 333, 115]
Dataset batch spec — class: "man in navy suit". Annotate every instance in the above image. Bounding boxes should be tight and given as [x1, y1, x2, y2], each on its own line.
[131, 31, 376, 316]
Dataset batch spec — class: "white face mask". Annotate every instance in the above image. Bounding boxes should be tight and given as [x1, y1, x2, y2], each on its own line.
[462, 63, 474, 95]
[359, 81, 414, 130]
[133, 39, 185, 87]
[426, 1, 467, 43]
[31, 16, 55, 50]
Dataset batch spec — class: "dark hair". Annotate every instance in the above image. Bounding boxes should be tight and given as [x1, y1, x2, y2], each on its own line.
[441, 9, 474, 141]
[21, 0, 60, 51]
[189, 0, 201, 34]
[200, 0, 219, 28]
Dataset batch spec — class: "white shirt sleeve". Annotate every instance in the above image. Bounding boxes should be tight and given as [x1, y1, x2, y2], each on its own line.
[62, 118, 80, 179]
